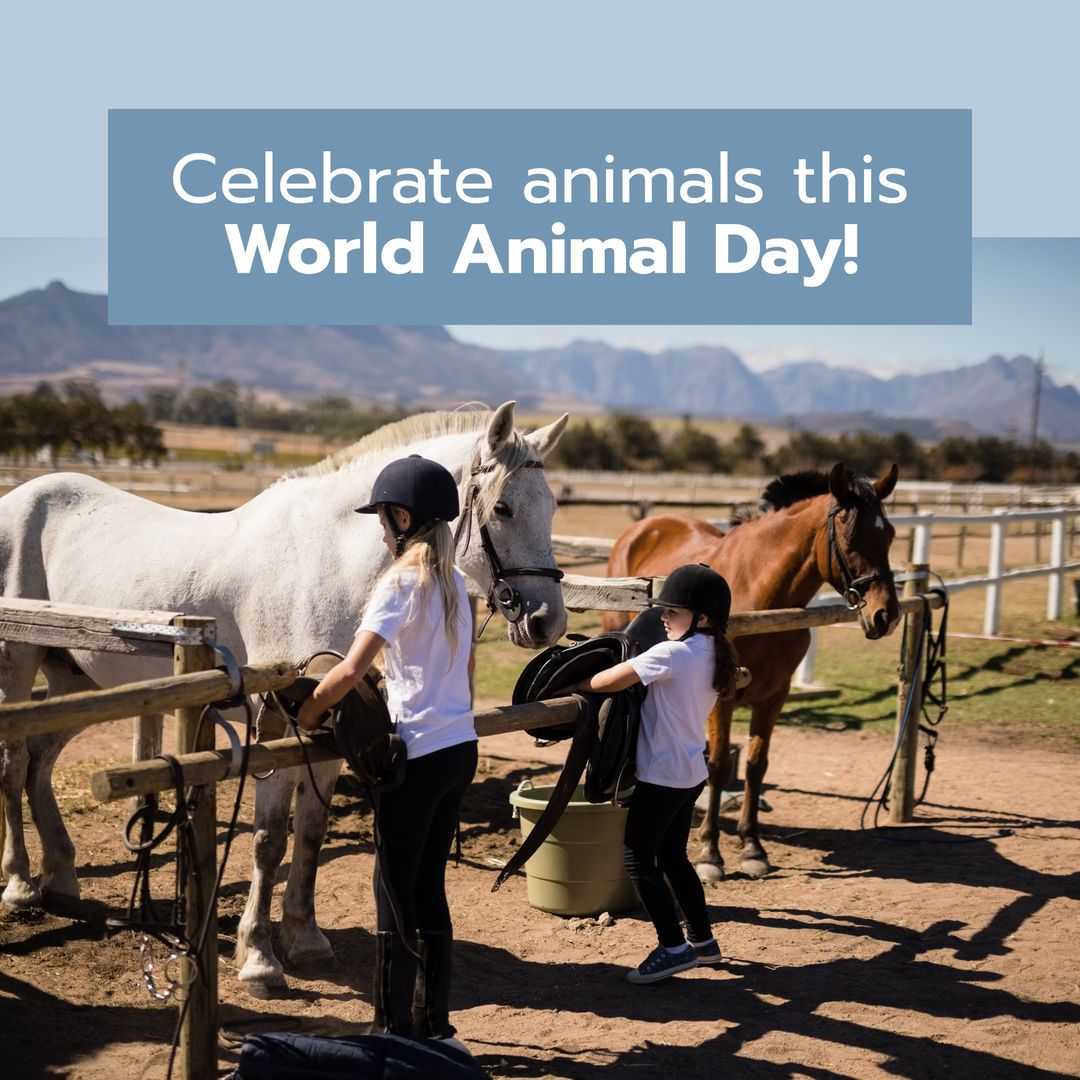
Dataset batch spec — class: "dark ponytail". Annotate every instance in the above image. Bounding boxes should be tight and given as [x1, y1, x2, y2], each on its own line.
[707, 628, 740, 699]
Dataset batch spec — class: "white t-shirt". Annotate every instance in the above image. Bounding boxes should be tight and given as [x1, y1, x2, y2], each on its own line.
[628, 633, 716, 788]
[357, 565, 476, 760]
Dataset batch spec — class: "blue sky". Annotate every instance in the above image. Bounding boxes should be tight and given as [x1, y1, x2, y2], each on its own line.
[2, 236, 1075, 389]
[1, 4, 1077, 390]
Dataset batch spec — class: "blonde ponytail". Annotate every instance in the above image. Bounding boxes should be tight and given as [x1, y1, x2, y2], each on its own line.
[387, 520, 462, 659]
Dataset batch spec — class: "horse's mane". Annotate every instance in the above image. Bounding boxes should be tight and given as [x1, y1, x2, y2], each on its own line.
[280, 407, 536, 523]
[730, 468, 876, 527]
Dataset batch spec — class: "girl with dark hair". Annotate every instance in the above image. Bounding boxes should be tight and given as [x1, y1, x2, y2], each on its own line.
[575, 563, 744, 984]
[297, 454, 476, 1040]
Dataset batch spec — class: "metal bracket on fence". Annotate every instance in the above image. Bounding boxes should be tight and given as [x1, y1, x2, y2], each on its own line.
[112, 622, 218, 647]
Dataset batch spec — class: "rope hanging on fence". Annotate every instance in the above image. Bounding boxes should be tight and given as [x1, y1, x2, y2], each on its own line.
[106, 644, 255, 1080]
[860, 580, 951, 832]
[105, 754, 199, 1001]
[859, 580, 1011, 844]
[915, 580, 949, 805]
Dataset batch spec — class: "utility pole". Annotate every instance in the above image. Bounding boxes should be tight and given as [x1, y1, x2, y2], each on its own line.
[1028, 351, 1045, 485]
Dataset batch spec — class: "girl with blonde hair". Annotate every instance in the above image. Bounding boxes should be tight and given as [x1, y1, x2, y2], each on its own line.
[298, 454, 476, 1041]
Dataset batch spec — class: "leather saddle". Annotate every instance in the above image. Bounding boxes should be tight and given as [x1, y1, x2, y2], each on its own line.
[272, 652, 405, 791]
[492, 607, 666, 892]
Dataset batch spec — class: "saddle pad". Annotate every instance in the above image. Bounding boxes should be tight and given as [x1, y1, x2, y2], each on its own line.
[233, 1031, 486, 1079]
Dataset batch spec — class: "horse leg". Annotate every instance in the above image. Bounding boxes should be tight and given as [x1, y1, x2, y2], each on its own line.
[736, 702, 780, 878]
[695, 699, 733, 883]
[1, 642, 46, 909]
[27, 655, 99, 901]
[26, 731, 81, 900]
[236, 769, 294, 996]
[279, 759, 340, 972]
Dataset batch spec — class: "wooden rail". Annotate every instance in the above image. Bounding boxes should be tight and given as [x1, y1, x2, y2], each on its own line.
[90, 697, 582, 802]
[0, 597, 195, 657]
[0, 660, 298, 741]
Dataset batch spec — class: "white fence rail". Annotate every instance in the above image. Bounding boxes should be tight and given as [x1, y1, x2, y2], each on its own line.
[553, 506, 1080, 633]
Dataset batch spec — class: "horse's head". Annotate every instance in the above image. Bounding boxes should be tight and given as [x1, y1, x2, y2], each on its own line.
[457, 401, 569, 648]
[824, 462, 900, 640]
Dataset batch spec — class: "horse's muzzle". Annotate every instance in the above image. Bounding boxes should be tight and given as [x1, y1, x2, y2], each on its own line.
[508, 601, 567, 648]
[862, 604, 900, 640]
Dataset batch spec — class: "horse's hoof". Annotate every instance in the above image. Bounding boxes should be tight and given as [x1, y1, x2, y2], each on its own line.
[238, 970, 289, 999]
[287, 946, 338, 975]
[740, 858, 770, 879]
[40, 870, 80, 902]
[2, 878, 43, 911]
[237, 956, 288, 999]
[280, 920, 335, 973]
[695, 862, 725, 884]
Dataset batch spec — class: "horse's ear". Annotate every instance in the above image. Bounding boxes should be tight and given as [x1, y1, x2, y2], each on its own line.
[526, 413, 570, 460]
[486, 401, 517, 457]
[875, 463, 899, 501]
[827, 462, 850, 501]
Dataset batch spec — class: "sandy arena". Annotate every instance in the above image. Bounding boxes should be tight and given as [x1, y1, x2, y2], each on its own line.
[2, 713, 1078, 1079]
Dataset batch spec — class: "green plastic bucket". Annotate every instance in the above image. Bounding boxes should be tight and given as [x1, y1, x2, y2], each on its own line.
[508, 783, 638, 916]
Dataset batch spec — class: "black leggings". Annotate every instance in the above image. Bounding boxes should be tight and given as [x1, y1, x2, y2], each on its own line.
[623, 779, 711, 948]
[373, 740, 478, 935]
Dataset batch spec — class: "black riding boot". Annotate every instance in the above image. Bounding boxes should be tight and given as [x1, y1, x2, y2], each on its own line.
[369, 930, 417, 1035]
[412, 930, 455, 1038]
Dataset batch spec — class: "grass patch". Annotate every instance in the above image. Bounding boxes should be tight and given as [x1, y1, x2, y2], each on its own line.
[782, 627, 1080, 745]
[53, 758, 125, 815]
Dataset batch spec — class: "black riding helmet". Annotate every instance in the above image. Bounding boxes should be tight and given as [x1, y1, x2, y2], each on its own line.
[355, 455, 460, 556]
[646, 563, 731, 638]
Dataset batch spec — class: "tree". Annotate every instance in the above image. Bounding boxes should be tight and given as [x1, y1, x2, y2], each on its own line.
[609, 413, 663, 469]
[731, 424, 765, 469]
[667, 421, 729, 473]
[553, 420, 621, 470]
[178, 379, 240, 427]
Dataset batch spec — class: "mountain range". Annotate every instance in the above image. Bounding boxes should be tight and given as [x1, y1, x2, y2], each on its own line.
[1, 282, 1077, 441]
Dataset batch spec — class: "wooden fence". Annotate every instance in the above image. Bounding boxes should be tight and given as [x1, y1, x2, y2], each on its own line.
[0, 572, 964, 1080]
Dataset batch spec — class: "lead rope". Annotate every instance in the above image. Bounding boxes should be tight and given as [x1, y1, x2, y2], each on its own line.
[914, 578, 950, 805]
[859, 583, 1006, 844]
[108, 677, 255, 1080]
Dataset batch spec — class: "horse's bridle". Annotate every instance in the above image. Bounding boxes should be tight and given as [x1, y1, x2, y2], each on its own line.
[455, 456, 564, 625]
[826, 498, 893, 610]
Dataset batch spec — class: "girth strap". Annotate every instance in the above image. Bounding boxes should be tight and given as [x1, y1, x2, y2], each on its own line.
[491, 693, 595, 892]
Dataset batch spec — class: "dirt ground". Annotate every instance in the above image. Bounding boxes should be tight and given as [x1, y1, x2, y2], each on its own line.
[2, 714, 1079, 1080]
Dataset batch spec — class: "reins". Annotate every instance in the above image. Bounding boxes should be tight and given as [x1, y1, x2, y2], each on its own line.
[455, 454, 564, 637]
[826, 497, 894, 610]
[855, 577, 999, 845]
[108, 644, 255, 1080]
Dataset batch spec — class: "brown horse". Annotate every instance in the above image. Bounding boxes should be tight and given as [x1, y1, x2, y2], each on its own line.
[602, 463, 900, 880]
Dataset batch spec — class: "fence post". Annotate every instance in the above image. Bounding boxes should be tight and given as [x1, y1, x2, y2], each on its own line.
[889, 564, 929, 824]
[956, 501, 969, 569]
[1047, 512, 1066, 620]
[174, 616, 218, 1080]
[131, 714, 163, 814]
[984, 511, 1008, 636]
[911, 516, 933, 565]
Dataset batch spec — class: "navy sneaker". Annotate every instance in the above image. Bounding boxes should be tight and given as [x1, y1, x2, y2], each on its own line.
[626, 944, 699, 984]
[689, 938, 723, 966]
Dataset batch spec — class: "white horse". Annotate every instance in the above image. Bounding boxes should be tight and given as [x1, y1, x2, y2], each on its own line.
[0, 402, 568, 996]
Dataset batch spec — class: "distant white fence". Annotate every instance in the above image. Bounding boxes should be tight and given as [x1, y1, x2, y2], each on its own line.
[549, 469, 1080, 512]
[902, 508, 1079, 633]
